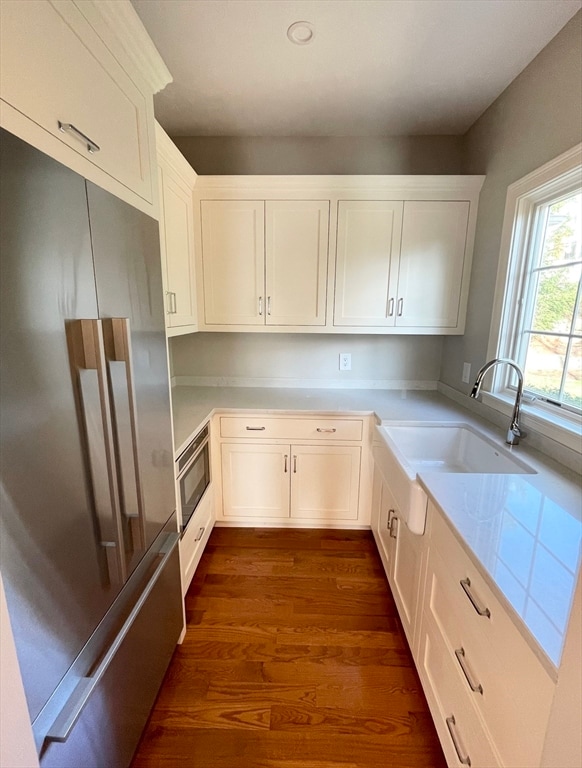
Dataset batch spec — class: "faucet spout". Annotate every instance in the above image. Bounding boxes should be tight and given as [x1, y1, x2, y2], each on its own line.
[469, 358, 526, 446]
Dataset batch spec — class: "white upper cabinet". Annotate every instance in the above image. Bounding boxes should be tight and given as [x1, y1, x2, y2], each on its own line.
[156, 124, 198, 335]
[200, 199, 330, 327]
[0, 0, 171, 216]
[334, 201, 403, 326]
[194, 176, 483, 334]
[334, 199, 472, 331]
[266, 201, 329, 326]
[397, 201, 469, 328]
[201, 200, 265, 325]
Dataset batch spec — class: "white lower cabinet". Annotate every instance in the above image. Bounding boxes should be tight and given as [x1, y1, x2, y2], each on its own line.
[179, 489, 214, 595]
[221, 441, 361, 524]
[218, 415, 365, 526]
[371, 465, 424, 656]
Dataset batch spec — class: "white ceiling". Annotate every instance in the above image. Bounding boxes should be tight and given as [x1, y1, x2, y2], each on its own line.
[132, 0, 581, 137]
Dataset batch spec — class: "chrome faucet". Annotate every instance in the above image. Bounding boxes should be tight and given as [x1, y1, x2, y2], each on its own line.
[469, 358, 526, 446]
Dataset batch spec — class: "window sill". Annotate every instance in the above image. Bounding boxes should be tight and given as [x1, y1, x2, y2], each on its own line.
[481, 391, 582, 454]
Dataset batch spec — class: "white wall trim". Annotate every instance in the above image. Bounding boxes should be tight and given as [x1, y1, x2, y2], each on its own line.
[173, 376, 439, 390]
[71, 0, 173, 94]
[195, 174, 485, 197]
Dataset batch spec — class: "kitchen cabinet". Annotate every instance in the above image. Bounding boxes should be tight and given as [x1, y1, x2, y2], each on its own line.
[418, 503, 555, 768]
[0, 0, 170, 216]
[200, 199, 329, 326]
[218, 415, 366, 525]
[371, 465, 424, 654]
[194, 175, 483, 334]
[156, 123, 198, 335]
[334, 200, 470, 329]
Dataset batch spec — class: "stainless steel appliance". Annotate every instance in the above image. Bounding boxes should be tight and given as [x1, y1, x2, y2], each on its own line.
[0, 128, 183, 767]
[177, 425, 210, 532]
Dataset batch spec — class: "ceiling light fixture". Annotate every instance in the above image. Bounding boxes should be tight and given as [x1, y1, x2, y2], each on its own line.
[287, 21, 315, 46]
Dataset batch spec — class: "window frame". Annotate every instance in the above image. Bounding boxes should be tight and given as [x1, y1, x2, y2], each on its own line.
[485, 144, 582, 453]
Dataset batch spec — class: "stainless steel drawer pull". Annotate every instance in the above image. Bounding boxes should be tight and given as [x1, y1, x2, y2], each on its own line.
[316, 428, 337, 433]
[446, 715, 471, 766]
[246, 426, 266, 431]
[455, 647, 483, 694]
[397, 297, 404, 317]
[267, 296, 272, 315]
[460, 578, 491, 618]
[58, 121, 100, 154]
[258, 296, 263, 316]
[194, 527, 205, 542]
[389, 514, 398, 539]
[388, 297, 395, 317]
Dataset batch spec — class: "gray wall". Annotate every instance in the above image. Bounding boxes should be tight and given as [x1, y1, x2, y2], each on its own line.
[173, 135, 463, 175]
[440, 11, 582, 393]
[170, 333, 443, 387]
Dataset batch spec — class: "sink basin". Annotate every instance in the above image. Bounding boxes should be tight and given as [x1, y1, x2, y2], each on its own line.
[382, 424, 536, 475]
[373, 422, 536, 535]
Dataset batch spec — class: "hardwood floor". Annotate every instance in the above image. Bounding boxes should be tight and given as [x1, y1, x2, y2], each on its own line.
[131, 528, 446, 768]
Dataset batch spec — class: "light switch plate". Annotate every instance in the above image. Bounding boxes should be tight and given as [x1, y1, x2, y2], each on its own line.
[462, 362, 471, 384]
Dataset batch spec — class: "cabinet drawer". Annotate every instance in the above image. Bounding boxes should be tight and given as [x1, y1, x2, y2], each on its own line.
[420, 617, 501, 768]
[180, 492, 213, 595]
[427, 510, 555, 766]
[1, 0, 152, 202]
[220, 416, 363, 441]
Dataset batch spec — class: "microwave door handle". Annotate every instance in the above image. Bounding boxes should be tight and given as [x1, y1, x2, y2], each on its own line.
[67, 320, 126, 586]
[102, 318, 147, 553]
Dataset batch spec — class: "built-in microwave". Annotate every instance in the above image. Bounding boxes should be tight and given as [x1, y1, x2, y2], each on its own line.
[176, 424, 210, 533]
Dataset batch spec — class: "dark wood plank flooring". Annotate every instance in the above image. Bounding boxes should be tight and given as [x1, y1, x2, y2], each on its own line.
[131, 528, 446, 768]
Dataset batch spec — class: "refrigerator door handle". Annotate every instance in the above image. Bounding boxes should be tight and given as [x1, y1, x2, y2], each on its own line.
[102, 318, 147, 553]
[68, 319, 127, 585]
[43, 532, 180, 744]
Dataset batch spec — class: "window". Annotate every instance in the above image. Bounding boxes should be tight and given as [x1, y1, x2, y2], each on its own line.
[487, 144, 582, 449]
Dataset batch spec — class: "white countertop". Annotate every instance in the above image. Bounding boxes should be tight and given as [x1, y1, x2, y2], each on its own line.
[171, 384, 581, 670]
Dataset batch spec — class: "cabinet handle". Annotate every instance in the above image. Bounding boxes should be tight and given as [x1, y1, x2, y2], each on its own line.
[389, 514, 398, 539]
[284, 454, 288, 473]
[171, 292, 177, 314]
[194, 527, 205, 542]
[446, 716, 471, 766]
[58, 121, 100, 154]
[165, 292, 177, 314]
[316, 428, 336, 433]
[258, 296, 263, 316]
[388, 297, 395, 317]
[267, 296, 272, 316]
[245, 426, 266, 431]
[387, 509, 395, 529]
[397, 298, 404, 317]
[293, 455, 297, 473]
[460, 578, 491, 618]
[454, 648, 483, 694]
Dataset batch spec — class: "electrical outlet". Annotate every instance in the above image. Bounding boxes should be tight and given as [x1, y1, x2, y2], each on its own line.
[339, 353, 351, 371]
[462, 362, 471, 384]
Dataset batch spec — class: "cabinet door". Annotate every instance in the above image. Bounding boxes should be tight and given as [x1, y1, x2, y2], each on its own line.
[375, 475, 397, 573]
[334, 201, 403, 326]
[396, 201, 469, 328]
[265, 201, 329, 326]
[0, 0, 153, 203]
[290, 445, 360, 521]
[201, 200, 265, 325]
[390, 514, 423, 650]
[221, 443, 290, 519]
[160, 168, 197, 329]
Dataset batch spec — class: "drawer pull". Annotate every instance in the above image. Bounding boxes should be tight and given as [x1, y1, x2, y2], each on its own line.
[194, 527, 205, 542]
[460, 578, 491, 618]
[58, 121, 100, 154]
[246, 426, 266, 431]
[388, 297, 395, 317]
[446, 715, 471, 766]
[397, 297, 404, 317]
[316, 428, 337, 433]
[293, 455, 297, 473]
[455, 647, 483, 694]
[284, 454, 288, 473]
[389, 514, 398, 539]
[258, 296, 263, 316]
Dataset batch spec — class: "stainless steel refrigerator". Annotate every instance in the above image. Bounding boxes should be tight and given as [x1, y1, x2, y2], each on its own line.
[0, 128, 183, 766]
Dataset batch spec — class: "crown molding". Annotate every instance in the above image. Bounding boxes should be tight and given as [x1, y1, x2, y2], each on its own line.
[71, 0, 172, 94]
